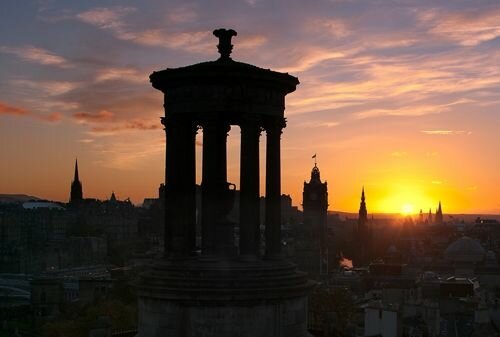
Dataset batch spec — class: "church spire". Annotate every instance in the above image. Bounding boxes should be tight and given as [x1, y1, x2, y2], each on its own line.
[355, 186, 370, 267]
[70, 158, 83, 203]
[74, 158, 79, 182]
[435, 201, 443, 225]
[359, 187, 367, 226]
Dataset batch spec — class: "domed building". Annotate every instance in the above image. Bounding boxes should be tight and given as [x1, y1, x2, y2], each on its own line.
[444, 236, 486, 264]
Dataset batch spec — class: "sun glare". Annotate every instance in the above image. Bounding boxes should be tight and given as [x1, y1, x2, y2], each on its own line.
[370, 181, 439, 214]
[401, 203, 415, 215]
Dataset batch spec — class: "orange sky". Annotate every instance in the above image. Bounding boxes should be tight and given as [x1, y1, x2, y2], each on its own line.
[0, 1, 499, 214]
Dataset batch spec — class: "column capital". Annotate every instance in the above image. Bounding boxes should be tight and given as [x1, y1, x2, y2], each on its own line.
[240, 119, 262, 136]
[162, 116, 199, 134]
[263, 117, 286, 134]
[200, 119, 231, 133]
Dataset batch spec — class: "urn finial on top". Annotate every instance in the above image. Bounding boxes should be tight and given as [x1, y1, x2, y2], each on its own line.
[213, 28, 237, 60]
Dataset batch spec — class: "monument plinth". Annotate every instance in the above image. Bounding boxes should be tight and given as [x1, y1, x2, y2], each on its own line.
[137, 28, 314, 337]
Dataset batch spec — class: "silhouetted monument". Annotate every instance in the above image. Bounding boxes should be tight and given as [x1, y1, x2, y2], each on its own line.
[137, 29, 313, 337]
[70, 159, 83, 203]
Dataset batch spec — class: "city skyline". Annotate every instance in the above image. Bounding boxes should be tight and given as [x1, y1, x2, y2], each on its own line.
[1, 1, 499, 214]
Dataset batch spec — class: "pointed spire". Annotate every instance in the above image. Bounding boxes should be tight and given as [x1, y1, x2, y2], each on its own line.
[74, 158, 79, 182]
[359, 186, 367, 224]
[70, 158, 83, 203]
[435, 201, 443, 225]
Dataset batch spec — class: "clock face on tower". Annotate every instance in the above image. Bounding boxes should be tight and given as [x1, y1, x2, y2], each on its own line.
[310, 192, 318, 200]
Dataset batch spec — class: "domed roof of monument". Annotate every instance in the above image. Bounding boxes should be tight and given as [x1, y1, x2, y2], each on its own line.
[150, 28, 299, 93]
[444, 236, 486, 263]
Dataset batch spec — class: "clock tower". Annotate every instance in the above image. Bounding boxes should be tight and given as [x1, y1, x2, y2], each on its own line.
[296, 161, 329, 277]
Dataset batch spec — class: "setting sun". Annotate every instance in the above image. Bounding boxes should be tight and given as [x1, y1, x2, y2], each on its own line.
[365, 181, 439, 214]
[401, 203, 415, 215]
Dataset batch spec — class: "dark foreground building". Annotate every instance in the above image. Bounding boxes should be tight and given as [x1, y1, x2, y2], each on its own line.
[136, 29, 314, 337]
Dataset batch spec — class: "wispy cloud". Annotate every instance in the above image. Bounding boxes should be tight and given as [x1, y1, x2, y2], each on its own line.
[419, 7, 500, 46]
[165, 6, 198, 24]
[87, 119, 161, 135]
[294, 118, 340, 128]
[95, 68, 145, 83]
[0, 46, 73, 68]
[0, 101, 29, 116]
[74, 110, 114, 123]
[0, 100, 61, 122]
[275, 47, 347, 73]
[75, 6, 265, 53]
[91, 136, 164, 170]
[421, 130, 472, 135]
[12, 79, 79, 96]
[75, 6, 136, 32]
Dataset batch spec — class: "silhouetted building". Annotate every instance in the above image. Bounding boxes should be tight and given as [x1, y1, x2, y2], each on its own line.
[295, 162, 329, 277]
[70, 159, 83, 203]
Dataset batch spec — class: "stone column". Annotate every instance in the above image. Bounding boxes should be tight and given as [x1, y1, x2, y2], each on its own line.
[265, 119, 284, 258]
[201, 121, 231, 255]
[161, 117, 172, 256]
[239, 121, 261, 258]
[162, 116, 197, 258]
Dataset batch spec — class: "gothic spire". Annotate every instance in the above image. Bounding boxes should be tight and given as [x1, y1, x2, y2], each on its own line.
[74, 158, 80, 182]
[435, 201, 443, 225]
[359, 187, 367, 225]
[70, 158, 83, 203]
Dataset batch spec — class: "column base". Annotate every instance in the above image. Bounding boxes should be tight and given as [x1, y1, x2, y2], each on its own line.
[136, 258, 315, 337]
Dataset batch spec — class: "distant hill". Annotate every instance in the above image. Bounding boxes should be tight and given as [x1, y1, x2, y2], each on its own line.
[0, 194, 41, 204]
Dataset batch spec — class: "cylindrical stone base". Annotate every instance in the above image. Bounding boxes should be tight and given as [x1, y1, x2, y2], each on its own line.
[137, 296, 308, 337]
[136, 259, 314, 337]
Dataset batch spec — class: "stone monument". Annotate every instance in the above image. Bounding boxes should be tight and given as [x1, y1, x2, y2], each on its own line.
[137, 28, 314, 337]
